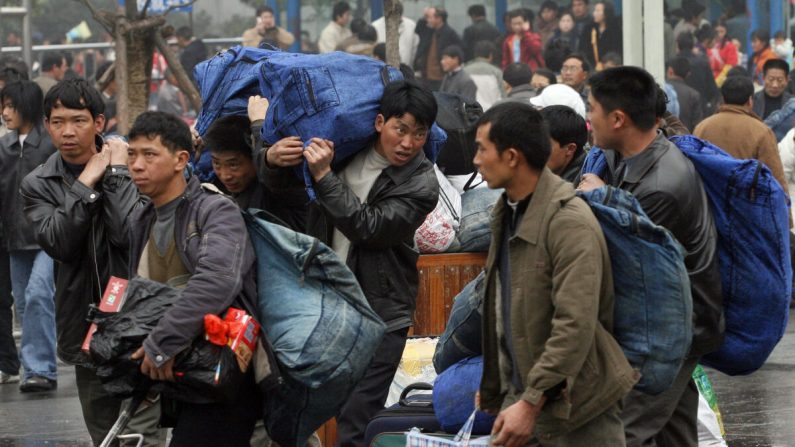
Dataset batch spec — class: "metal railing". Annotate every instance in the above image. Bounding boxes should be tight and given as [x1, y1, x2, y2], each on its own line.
[0, 37, 244, 54]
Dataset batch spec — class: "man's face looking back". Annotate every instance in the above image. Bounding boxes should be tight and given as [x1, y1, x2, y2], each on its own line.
[211, 151, 257, 194]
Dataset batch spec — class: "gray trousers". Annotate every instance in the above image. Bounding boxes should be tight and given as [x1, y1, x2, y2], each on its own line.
[622, 356, 700, 447]
[530, 402, 626, 447]
[75, 365, 163, 447]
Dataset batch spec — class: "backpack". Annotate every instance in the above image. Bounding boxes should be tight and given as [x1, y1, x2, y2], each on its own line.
[577, 186, 693, 395]
[432, 272, 486, 373]
[582, 136, 793, 375]
[193, 46, 448, 201]
[243, 208, 387, 446]
[432, 92, 483, 177]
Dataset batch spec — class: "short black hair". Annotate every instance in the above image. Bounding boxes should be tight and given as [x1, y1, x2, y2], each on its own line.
[468, 5, 486, 18]
[41, 52, 65, 72]
[541, 105, 587, 156]
[695, 24, 716, 43]
[44, 79, 105, 120]
[358, 25, 377, 43]
[477, 102, 550, 171]
[676, 32, 694, 52]
[601, 51, 622, 66]
[380, 79, 437, 130]
[129, 111, 192, 154]
[667, 56, 691, 78]
[726, 65, 750, 79]
[508, 9, 526, 21]
[434, 7, 449, 24]
[473, 40, 497, 59]
[533, 68, 557, 86]
[503, 62, 533, 87]
[563, 53, 591, 72]
[204, 115, 252, 158]
[751, 29, 770, 44]
[350, 18, 368, 35]
[373, 42, 386, 61]
[655, 83, 669, 118]
[721, 75, 754, 105]
[332, 1, 351, 20]
[441, 45, 464, 62]
[256, 5, 274, 16]
[176, 26, 193, 40]
[763, 58, 790, 76]
[589, 66, 658, 131]
[540, 1, 559, 13]
[0, 67, 27, 84]
[1, 80, 43, 126]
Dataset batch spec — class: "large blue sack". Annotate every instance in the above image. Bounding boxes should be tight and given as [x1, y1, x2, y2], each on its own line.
[577, 186, 692, 395]
[672, 136, 792, 375]
[243, 209, 386, 446]
[582, 136, 792, 375]
[433, 356, 496, 435]
[193, 46, 447, 200]
[433, 272, 485, 373]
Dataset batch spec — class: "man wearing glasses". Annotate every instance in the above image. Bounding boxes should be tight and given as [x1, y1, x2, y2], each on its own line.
[560, 54, 592, 112]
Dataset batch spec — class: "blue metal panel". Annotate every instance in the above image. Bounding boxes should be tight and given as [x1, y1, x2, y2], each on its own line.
[748, 0, 759, 57]
[496, 0, 507, 33]
[287, 0, 300, 52]
[771, 0, 784, 35]
[268, 0, 280, 26]
[372, 0, 384, 21]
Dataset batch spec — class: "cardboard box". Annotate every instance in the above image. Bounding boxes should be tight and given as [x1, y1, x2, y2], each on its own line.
[82, 276, 129, 354]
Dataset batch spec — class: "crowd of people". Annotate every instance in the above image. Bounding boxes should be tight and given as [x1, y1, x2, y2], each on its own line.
[0, 1, 793, 447]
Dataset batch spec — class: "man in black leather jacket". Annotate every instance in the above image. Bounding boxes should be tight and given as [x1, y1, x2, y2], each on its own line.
[303, 80, 439, 447]
[579, 66, 723, 447]
[19, 79, 149, 445]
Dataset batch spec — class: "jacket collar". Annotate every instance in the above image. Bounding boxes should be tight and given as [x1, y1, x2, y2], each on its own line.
[381, 149, 427, 186]
[509, 84, 536, 97]
[717, 104, 763, 121]
[36, 134, 105, 179]
[606, 132, 670, 185]
[491, 168, 570, 246]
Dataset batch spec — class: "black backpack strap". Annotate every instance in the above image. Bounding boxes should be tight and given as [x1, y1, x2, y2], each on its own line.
[463, 171, 483, 191]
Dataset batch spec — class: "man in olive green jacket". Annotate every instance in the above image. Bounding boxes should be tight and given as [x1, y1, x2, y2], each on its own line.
[473, 102, 638, 446]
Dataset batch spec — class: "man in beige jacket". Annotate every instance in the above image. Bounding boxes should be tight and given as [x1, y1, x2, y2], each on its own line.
[694, 75, 790, 197]
[242, 6, 295, 50]
[474, 101, 637, 446]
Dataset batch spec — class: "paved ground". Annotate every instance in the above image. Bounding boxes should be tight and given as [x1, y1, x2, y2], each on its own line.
[1, 321, 794, 446]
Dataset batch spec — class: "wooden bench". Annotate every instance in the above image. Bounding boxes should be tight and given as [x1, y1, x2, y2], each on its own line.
[316, 252, 488, 446]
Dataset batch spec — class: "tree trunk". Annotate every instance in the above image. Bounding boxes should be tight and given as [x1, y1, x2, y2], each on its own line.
[120, 28, 155, 133]
[383, 0, 402, 68]
[154, 33, 202, 112]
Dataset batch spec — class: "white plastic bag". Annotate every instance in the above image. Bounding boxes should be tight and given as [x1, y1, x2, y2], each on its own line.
[385, 338, 438, 407]
[415, 166, 462, 253]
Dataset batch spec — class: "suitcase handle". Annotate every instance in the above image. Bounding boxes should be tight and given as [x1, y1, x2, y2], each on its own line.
[400, 382, 433, 407]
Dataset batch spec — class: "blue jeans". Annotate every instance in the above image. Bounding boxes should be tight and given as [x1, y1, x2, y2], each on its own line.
[10, 249, 56, 381]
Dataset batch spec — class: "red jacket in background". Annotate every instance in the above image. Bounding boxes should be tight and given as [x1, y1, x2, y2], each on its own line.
[502, 31, 545, 71]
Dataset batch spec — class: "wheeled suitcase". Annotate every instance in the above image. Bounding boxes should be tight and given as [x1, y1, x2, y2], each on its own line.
[365, 383, 443, 447]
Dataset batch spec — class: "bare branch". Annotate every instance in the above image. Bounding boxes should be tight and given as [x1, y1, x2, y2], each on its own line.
[75, 0, 114, 33]
[122, 15, 166, 33]
[139, 0, 152, 20]
[161, 0, 198, 17]
[96, 61, 115, 92]
[154, 31, 202, 112]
